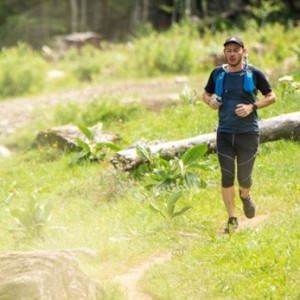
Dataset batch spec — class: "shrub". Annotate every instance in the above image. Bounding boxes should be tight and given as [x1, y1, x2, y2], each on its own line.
[130, 23, 202, 76]
[0, 43, 48, 99]
[60, 45, 104, 82]
[52, 96, 145, 128]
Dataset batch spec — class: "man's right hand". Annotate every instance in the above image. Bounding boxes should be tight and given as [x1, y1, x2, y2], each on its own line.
[209, 97, 222, 110]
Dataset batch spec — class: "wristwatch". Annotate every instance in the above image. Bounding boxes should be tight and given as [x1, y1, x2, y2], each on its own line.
[252, 103, 258, 111]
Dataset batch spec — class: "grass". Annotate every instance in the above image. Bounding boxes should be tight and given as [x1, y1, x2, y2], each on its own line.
[0, 24, 300, 299]
[141, 140, 300, 300]
[1, 96, 299, 299]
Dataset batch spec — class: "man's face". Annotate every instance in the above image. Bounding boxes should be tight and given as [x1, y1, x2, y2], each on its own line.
[224, 43, 245, 67]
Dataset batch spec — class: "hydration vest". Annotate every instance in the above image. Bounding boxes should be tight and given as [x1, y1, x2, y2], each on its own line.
[215, 64, 256, 100]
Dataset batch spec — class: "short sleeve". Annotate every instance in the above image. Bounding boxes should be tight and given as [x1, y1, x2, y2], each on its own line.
[251, 66, 272, 95]
[204, 67, 221, 94]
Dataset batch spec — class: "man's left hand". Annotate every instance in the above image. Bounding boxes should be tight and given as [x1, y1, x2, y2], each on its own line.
[235, 104, 254, 117]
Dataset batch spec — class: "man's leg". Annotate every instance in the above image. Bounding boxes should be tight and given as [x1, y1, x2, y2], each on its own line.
[217, 133, 236, 218]
[236, 133, 259, 218]
[222, 186, 238, 233]
[217, 133, 239, 232]
[239, 186, 251, 199]
[222, 186, 236, 217]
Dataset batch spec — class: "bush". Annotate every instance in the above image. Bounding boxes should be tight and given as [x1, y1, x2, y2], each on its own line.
[52, 96, 145, 128]
[129, 23, 202, 76]
[60, 45, 105, 82]
[0, 43, 48, 99]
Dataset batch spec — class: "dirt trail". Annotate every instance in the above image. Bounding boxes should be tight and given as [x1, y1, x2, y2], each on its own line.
[113, 215, 269, 299]
[239, 214, 269, 228]
[113, 253, 172, 300]
[0, 79, 188, 138]
[219, 214, 269, 236]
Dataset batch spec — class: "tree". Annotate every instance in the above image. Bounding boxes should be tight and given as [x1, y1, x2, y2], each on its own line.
[0, 0, 299, 48]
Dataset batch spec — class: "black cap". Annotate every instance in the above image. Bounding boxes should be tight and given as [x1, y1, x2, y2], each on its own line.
[224, 36, 244, 48]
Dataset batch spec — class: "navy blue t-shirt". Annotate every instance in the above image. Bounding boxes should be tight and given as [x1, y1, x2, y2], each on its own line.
[204, 65, 272, 133]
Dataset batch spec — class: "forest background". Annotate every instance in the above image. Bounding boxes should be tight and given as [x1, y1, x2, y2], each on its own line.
[1, 0, 300, 48]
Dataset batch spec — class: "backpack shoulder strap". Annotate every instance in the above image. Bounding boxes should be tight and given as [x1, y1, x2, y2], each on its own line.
[243, 64, 256, 95]
[214, 64, 228, 97]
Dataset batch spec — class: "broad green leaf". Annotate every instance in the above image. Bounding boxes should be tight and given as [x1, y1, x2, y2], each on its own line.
[167, 190, 182, 216]
[152, 168, 167, 180]
[136, 145, 153, 162]
[181, 144, 208, 166]
[78, 124, 93, 140]
[70, 151, 90, 164]
[154, 157, 170, 168]
[155, 178, 174, 191]
[75, 138, 91, 152]
[183, 172, 199, 188]
[149, 204, 165, 218]
[178, 159, 185, 176]
[172, 206, 191, 219]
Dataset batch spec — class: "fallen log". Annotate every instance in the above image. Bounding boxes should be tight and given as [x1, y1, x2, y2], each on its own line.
[111, 111, 300, 171]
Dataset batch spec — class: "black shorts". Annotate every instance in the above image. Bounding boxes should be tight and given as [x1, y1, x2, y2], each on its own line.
[217, 132, 259, 188]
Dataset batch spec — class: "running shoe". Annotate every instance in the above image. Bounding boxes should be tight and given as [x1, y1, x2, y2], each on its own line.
[224, 217, 238, 234]
[240, 192, 255, 218]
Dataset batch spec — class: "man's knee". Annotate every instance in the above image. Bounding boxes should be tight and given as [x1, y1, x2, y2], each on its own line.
[238, 176, 252, 188]
[222, 175, 235, 187]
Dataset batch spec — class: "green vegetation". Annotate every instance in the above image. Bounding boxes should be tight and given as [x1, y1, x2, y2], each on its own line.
[0, 22, 300, 299]
[71, 123, 120, 165]
[135, 144, 210, 190]
[0, 43, 48, 99]
[0, 22, 300, 100]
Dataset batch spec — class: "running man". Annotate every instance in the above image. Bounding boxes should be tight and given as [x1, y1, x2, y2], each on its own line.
[202, 36, 276, 233]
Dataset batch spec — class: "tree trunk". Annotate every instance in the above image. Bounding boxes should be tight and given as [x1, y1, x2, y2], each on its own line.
[142, 0, 149, 22]
[80, 0, 87, 31]
[70, 0, 78, 32]
[111, 112, 300, 170]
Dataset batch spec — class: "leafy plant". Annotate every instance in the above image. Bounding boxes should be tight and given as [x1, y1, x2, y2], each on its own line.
[61, 45, 104, 82]
[0, 42, 48, 99]
[10, 198, 52, 241]
[71, 123, 120, 164]
[278, 75, 300, 95]
[180, 85, 200, 105]
[135, 143, 211, 191]
[149, 190, 191, 221]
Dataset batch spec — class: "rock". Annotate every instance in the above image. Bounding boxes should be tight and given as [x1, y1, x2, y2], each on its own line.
[0, 250, 103, 300]
[33, 124, 121, 151]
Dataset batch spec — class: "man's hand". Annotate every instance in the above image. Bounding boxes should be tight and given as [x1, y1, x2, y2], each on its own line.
[202, 92, 221, 110]
[235, 103, 254, 117]
[209, 98, 222, 110]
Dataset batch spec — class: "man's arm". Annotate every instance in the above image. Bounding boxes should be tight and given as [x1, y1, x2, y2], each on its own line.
[255, 91, 276, 109]
[235, 91, 276, 117]
[202, 91, 222, 110]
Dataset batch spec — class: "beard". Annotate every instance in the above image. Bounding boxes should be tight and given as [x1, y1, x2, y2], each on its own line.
[227, 56, 243, 67]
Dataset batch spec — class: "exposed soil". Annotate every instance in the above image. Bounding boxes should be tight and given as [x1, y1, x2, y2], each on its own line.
[219, 214, 269, 236]
[0, 78, 191, 138]
[113, 253, 172, 300]
[113, 215, 269, 300]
